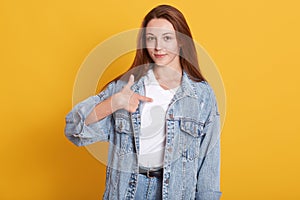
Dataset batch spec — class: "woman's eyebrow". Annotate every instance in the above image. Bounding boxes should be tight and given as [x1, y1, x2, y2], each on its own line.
[145, 32, 175, 35]
[162, 32, 175, 35]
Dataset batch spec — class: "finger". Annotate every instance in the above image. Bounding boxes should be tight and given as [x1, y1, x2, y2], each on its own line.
[130, 97, 139, 105]
[136, 94, 153, 102]
[125, 74, 135, 88]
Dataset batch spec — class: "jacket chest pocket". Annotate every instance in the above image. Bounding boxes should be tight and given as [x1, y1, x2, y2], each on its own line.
[114, 112, 135, 156]
[179, 118, 206, 161]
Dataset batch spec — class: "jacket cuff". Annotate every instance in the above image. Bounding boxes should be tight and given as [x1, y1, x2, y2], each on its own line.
[195, 191, 222, 200]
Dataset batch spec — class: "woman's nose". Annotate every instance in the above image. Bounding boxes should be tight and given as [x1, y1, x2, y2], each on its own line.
[155, 39, 163, 51]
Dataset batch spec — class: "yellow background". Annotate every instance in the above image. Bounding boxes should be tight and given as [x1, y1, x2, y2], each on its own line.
[1, 0, 299, 199]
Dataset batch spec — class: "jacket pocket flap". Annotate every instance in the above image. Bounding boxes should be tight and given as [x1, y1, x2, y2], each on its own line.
[180, 118, 205, 137]
[114, 112, 132, 134]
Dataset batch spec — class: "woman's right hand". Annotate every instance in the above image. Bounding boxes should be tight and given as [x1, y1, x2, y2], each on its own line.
[112, 74, 153, 113]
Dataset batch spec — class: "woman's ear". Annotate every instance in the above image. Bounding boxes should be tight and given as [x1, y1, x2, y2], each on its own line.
[178, 41, 183, 47]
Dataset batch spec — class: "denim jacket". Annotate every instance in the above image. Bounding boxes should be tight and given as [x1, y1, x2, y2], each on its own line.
[64, 70, 222, 200]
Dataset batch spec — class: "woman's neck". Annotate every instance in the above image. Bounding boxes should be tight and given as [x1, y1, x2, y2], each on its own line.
[153, 64, 182, 90]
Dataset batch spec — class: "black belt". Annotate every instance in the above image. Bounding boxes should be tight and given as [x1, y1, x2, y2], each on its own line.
[139, 167, 163, 178]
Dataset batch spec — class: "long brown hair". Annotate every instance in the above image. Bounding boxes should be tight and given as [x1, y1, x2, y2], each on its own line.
[114, 4, 206, 83]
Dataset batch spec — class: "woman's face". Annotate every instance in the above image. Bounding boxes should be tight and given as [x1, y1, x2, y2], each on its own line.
[145, 18, 180, 68]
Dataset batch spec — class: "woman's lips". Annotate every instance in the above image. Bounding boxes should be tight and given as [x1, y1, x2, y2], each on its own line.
[154, 54, 166, 58]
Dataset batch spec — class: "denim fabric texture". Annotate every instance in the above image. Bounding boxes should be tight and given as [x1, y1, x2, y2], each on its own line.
[134, 174, 162, 200]
[64, 70, 222, 200]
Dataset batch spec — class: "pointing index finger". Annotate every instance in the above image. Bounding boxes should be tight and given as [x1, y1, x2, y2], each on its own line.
[136, 94, 153, 102]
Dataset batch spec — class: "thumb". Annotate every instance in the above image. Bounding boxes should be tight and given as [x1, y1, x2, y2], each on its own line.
[125, 74, 135, 88]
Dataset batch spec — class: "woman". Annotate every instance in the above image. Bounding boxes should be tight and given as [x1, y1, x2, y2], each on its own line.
[65, 4, 221, 200]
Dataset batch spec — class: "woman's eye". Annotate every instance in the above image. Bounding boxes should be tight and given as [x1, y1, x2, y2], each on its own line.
[146, 36, 156, 41]
[163, 36, 172, 41]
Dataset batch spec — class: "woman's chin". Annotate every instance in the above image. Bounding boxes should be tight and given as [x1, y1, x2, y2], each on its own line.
[153, 62, 168, 67]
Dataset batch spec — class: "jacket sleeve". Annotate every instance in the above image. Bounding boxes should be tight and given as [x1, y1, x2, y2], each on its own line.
[195, 87, 222, 200]
[64, 81, 116, 146]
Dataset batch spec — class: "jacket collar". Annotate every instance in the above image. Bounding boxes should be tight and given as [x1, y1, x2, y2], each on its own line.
[131, 69, 198, 99]
[175, 70, 198, 99]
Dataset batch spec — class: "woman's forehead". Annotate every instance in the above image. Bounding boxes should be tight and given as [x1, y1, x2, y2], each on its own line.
[146, 18, 175, 34]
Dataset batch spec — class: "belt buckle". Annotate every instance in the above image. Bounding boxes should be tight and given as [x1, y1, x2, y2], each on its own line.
[147, 169, 154, 178]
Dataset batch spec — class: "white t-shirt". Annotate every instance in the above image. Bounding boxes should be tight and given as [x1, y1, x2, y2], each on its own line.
[138, 69, 179, 168]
